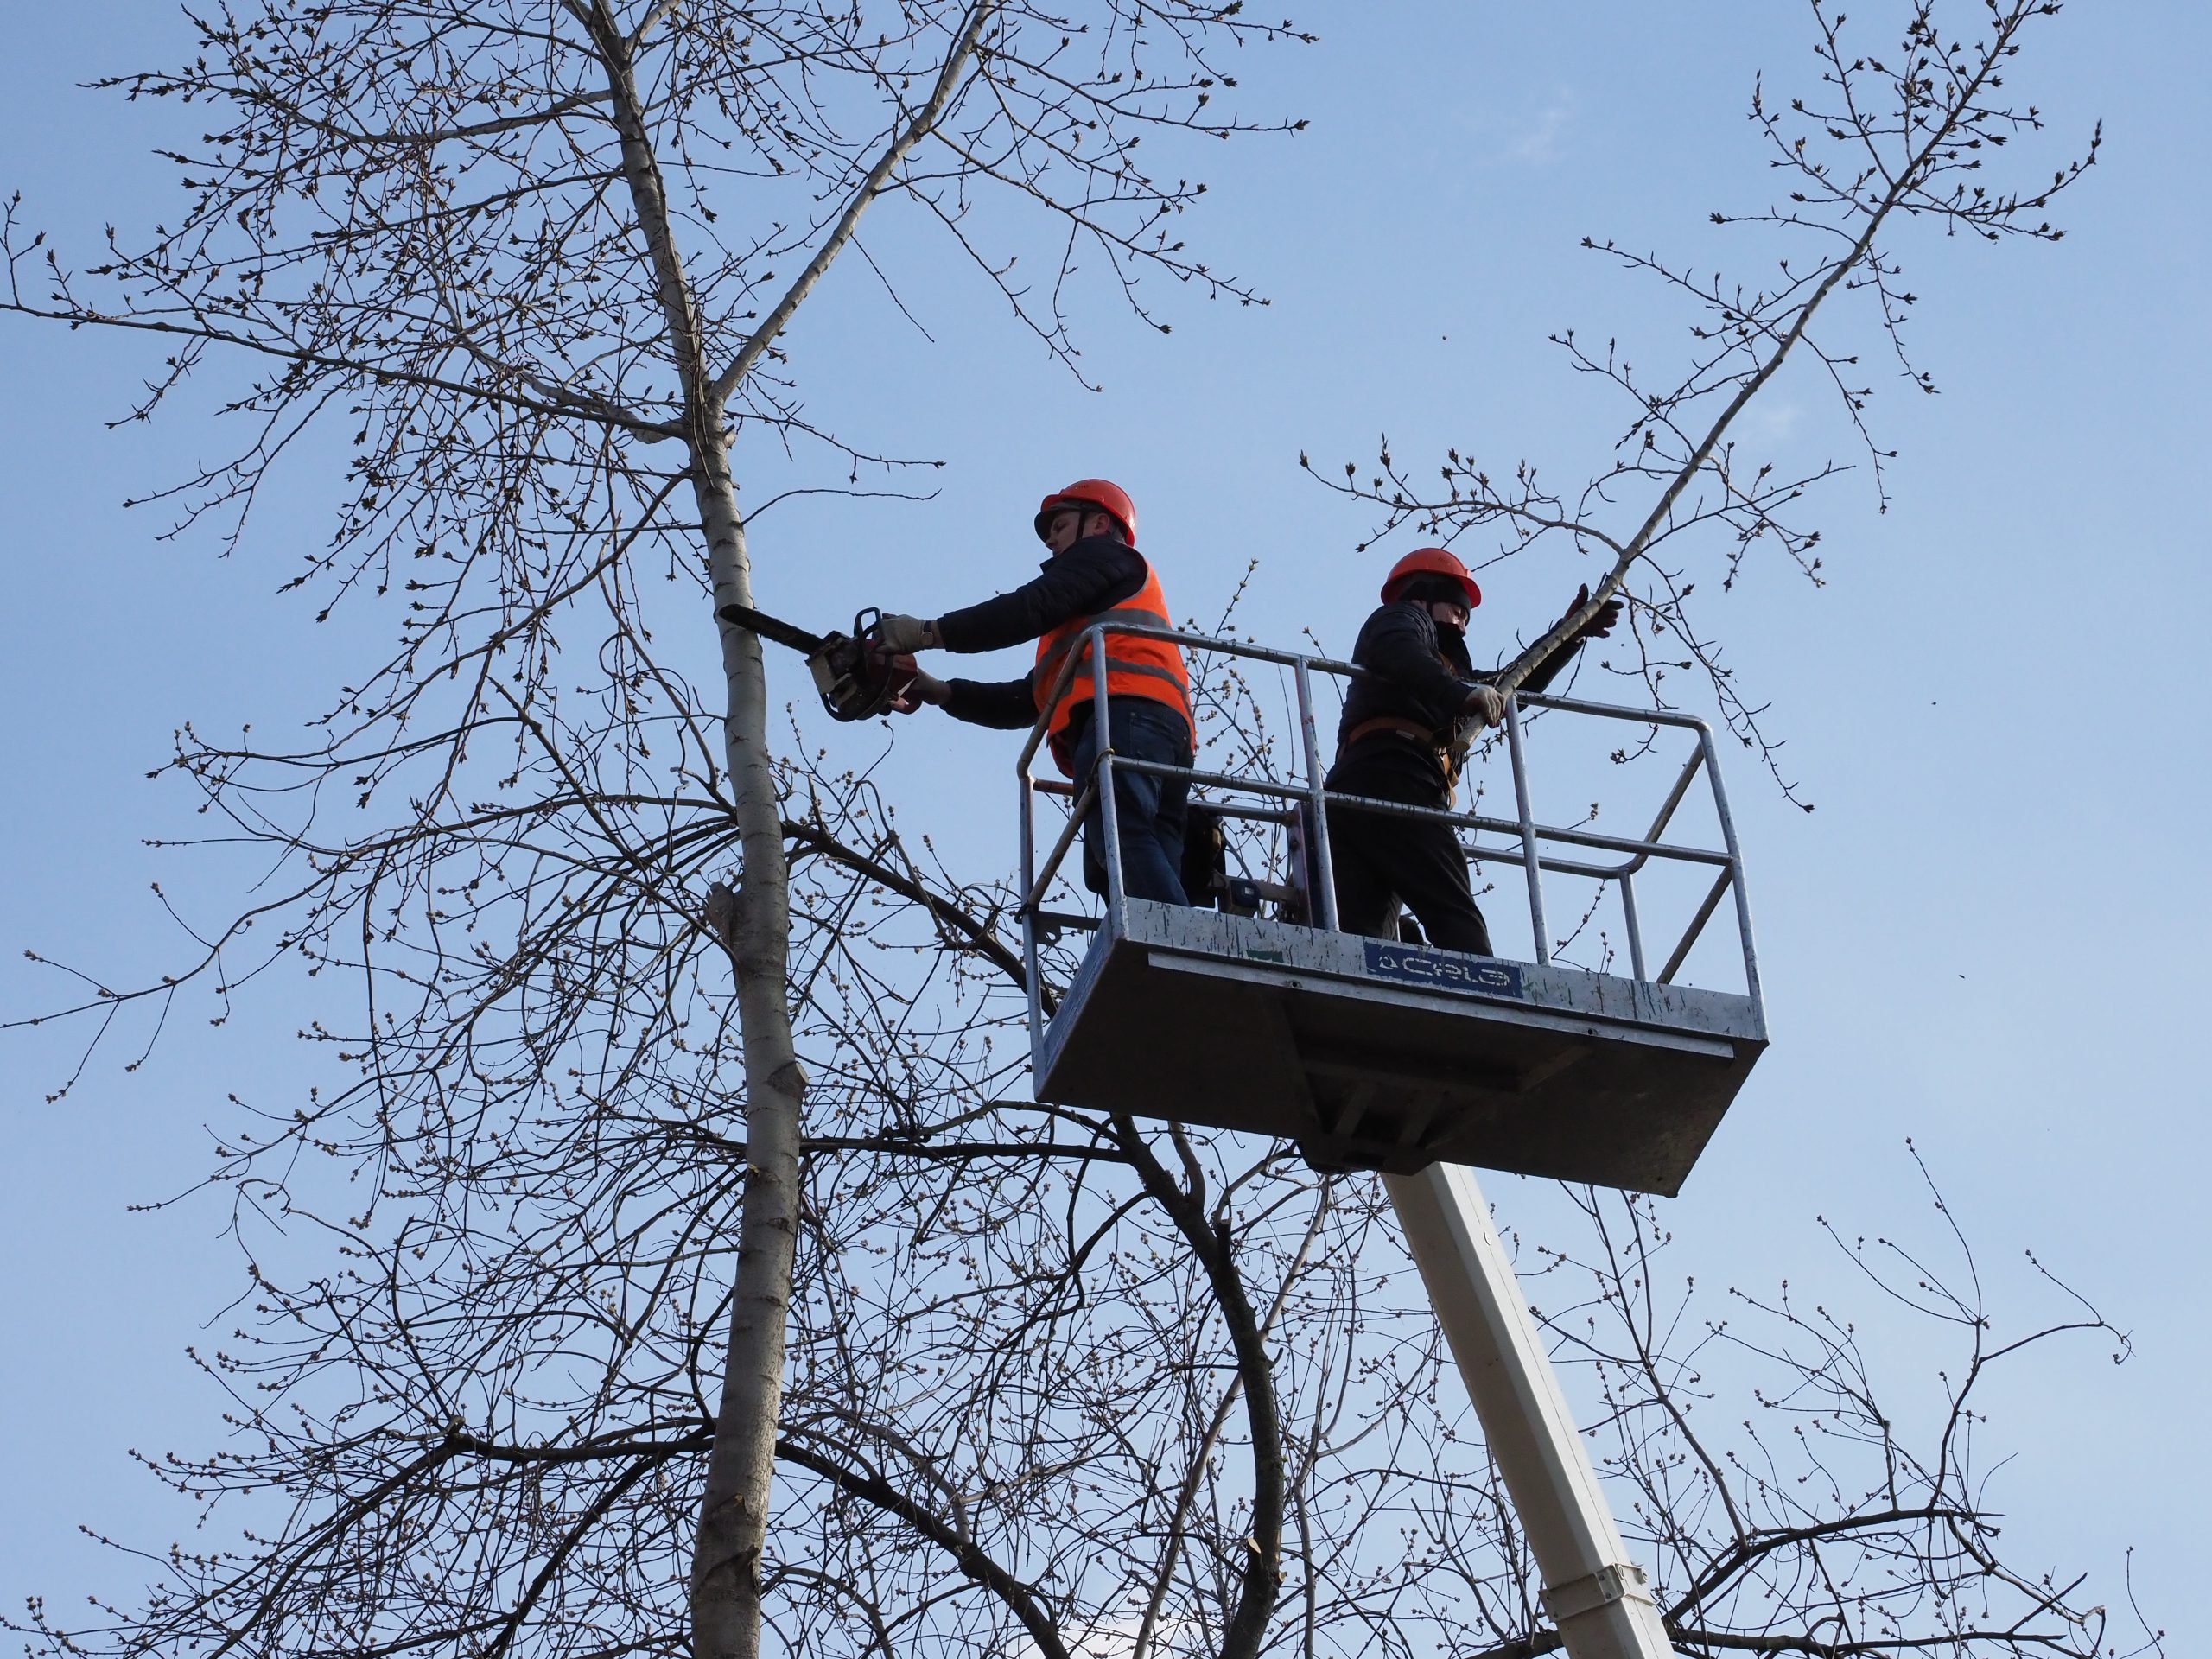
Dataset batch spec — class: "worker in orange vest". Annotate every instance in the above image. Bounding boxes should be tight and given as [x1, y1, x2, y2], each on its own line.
[878, 480, 1198, 905]
[1327, 548, 1620, 952]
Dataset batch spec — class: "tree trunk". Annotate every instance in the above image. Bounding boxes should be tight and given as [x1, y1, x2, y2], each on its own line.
[582, 10, 804, 1657]
[688, 443, 805, 1659]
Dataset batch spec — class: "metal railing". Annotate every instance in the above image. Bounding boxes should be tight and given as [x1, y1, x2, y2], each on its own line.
[1016, 622, 1762, 1049]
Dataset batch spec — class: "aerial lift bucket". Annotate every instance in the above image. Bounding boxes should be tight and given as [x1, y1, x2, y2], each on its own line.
[1016, 626, 1766, 1197]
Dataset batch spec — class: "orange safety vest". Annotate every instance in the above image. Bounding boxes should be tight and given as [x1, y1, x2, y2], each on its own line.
[1032, 557, 1196, 775]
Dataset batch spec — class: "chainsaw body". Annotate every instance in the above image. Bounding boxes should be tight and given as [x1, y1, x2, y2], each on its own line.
[805, 608, 921, 722]
[718, 601, 918, 722]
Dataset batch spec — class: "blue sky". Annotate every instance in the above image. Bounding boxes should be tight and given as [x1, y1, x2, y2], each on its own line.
[3, 1, 2205, 1645]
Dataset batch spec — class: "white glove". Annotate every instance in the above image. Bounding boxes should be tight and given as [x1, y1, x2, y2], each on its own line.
[876, 613, 937, 652]
[1461, 683, 1507, 727]
[893, 669, 949, 714]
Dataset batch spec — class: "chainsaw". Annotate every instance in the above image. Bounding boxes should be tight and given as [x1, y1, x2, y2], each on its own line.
[716, 601, 922, 722]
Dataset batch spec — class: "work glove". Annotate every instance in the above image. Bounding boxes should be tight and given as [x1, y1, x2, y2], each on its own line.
[893, 669, 949, 714]
[1461, 683, 1507, 728]
[875, 613, 938, 652]
[1563, 582, 1624, 641]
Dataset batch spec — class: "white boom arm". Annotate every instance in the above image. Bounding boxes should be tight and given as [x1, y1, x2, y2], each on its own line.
[1385, 1163, 1678, 1659]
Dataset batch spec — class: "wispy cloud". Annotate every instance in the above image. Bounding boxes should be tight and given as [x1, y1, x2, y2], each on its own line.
[1741, 401, 1803, 445]
[1505, 87, 1577, 163]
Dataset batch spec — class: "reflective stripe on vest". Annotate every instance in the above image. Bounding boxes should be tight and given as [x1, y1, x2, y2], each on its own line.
[1033, 562, 1195, 773]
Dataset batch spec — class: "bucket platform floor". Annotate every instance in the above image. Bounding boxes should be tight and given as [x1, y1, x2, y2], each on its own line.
[1035, 900, 1766, 1195]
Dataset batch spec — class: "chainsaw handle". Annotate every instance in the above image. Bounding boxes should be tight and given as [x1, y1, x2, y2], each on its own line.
[807, 608, 913, 723]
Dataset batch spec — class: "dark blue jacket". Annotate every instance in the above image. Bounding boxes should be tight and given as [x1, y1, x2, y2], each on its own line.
[1329, 601, 1586, 803]
[935, 535, 1149, 728]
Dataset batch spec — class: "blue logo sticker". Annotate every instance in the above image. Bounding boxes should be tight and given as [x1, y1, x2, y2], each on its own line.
[1362, 940, 1524, 999]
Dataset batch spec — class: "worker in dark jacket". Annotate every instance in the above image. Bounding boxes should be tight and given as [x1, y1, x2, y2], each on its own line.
[1326, 548, 1619, 954]
[878, 479, 1197, 905]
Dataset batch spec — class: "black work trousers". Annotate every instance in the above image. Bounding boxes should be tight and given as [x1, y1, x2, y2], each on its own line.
[1068, 696, 1193, 906]
[1323, 752, 1492, 955]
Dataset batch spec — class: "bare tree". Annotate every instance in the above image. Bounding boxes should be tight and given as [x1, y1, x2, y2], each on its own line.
[3, 4, 2158, 1659]
[2, 4, 1307, 1656]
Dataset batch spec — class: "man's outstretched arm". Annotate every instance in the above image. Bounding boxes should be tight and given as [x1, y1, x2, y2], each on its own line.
[907, 670, 1040, 729]
[1501, 585, 1624, 697]
[894, 540, 1149, 654]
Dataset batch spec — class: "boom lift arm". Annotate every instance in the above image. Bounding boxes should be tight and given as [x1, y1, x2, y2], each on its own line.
[1390, 1165, 1679, 1658]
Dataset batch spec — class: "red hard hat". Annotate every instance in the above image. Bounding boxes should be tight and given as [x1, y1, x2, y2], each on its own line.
[1035, 478, 1137, 543]
[1381, 547, 1482, 610]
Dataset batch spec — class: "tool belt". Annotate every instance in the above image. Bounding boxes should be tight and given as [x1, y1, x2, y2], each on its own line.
[1337, 715, 1472, 787]
[1341, 714, 1441, 751]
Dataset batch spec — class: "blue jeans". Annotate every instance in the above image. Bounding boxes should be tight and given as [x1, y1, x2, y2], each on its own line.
[1068, 698, 1192, 906]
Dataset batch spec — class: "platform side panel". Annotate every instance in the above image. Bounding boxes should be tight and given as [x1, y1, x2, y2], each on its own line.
[1122, 902, 1767, 1046]
[1037, 936, 1324, 1138]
